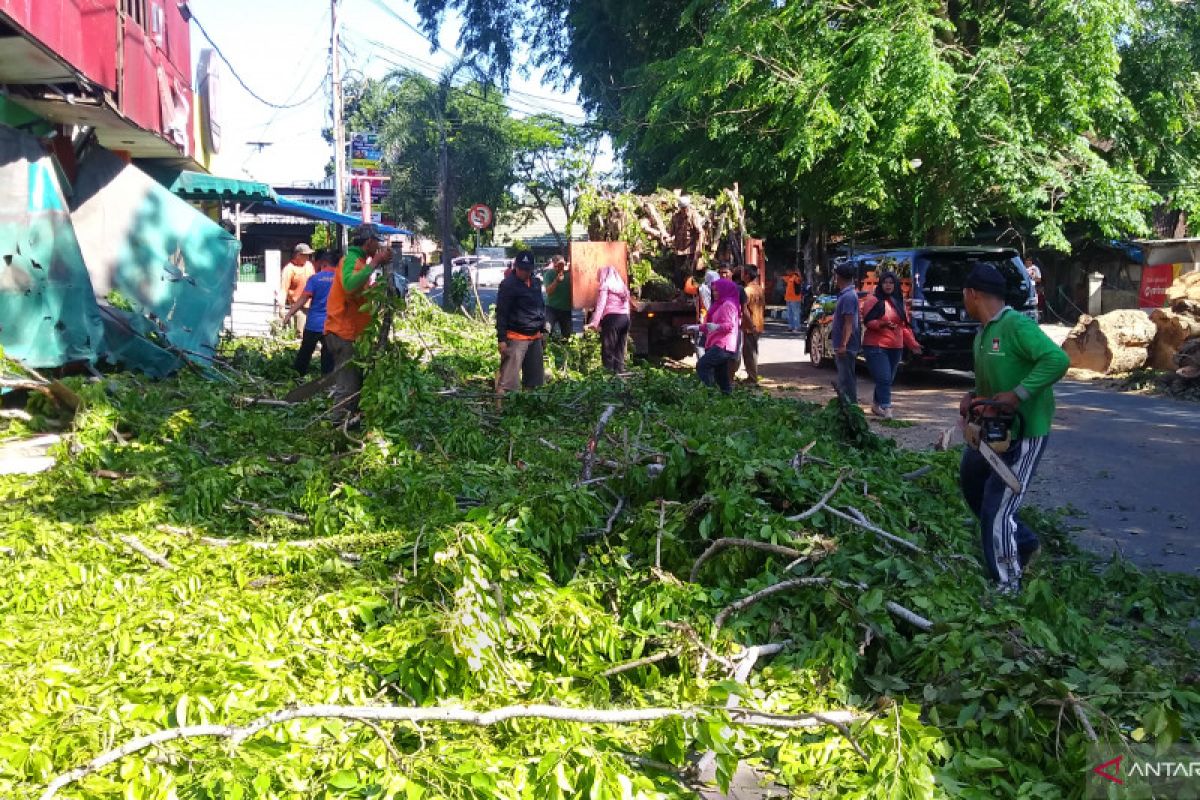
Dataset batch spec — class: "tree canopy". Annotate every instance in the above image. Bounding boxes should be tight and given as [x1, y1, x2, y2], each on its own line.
[414, 0, 1200, 250]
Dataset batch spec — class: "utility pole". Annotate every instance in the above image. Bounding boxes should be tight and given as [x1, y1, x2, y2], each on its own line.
[437, 82, 453, 310]
[331, 0, 347, 248]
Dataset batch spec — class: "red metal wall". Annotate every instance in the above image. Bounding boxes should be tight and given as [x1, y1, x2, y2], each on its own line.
[1, 0, 193, 151]
[0, 0, 118, 90]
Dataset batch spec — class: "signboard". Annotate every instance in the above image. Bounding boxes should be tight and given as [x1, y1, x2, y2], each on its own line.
[348, 132, 388, 201]
[1139, 263, 1183, 308]
[197, 49, 222, 155]
[468, 203, 493, 230]
[568, 241, 628, 310]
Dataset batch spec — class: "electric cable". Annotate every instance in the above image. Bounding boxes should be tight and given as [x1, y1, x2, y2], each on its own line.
[181, 1, 330, 110]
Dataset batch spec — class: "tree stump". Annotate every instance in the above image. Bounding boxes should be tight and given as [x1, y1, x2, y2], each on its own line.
[1148, 308, 1200, 371]
[1062, 310, 1156, 374]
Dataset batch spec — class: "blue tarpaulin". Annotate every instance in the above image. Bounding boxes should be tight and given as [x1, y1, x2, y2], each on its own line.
[256, 196, 412, 235]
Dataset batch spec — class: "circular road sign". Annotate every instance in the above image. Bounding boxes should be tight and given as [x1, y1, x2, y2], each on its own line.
[468, 203, 494, 230]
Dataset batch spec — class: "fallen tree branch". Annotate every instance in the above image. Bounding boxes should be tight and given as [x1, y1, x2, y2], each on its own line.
[689, 538, 806, 583]
[883, 601, 934, 633]
[785, 474, 846, 522]
[598, 649, 678, 678]
[828, 506, 924, 555]
[40, 703, 863, 800]
[226, 499, 309, 523]
[901, 465, 933, 481]
[117, 535, 174, 571]
[157, 525, 361, 563]
[233, 396, 295, 408]
[663, 621, 736, 673]
[580, 404, 617, 482]
[712, 577, 830, 633]
[1067, 693, 1099, 743]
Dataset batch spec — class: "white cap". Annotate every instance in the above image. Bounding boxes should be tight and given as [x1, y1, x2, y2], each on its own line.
[679, 195, 691, 207]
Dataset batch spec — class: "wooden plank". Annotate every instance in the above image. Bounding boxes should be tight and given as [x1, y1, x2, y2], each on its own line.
[568, 242, 628, 310]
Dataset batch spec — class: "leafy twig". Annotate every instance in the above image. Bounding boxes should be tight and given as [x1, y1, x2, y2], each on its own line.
[785, 473, 846, 522]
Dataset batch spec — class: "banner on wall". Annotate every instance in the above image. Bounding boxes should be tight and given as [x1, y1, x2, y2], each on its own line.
[1139, 263, 1183, 308]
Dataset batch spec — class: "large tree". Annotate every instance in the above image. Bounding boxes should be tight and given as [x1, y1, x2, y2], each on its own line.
[415, 0, 1200, 251]
[508, 114, 601, 248]
[336, 73, 519, 249]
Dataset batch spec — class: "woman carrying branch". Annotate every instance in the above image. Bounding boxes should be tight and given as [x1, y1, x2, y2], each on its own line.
[586, 265, 631, 373]
[861, 271, 921, 419]
[694, 278, 742, 394]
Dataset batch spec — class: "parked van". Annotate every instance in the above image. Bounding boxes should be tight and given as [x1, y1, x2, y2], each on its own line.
[807, 247, 1038, 371]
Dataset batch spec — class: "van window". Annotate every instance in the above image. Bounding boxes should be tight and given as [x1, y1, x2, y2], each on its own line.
[917, 253, 1026, 301]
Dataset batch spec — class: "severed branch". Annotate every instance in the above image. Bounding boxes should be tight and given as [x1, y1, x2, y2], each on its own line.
[226, 499, 309, 523]
[157, 525, 361, 563]
[828, 506, 924, 555]
[580, 404, 617, 482]
[786, 474, 846, 522]
[901, 465, 933, 481]
[689, 538, 806, 583]
[598, 649, 678, 678]
[712, 577, 830, 633]
[117, 535, 174, 571]
[40, 703, 864, 800]
[1066, 693, 1099, 743]
[663, 621, 736, 673]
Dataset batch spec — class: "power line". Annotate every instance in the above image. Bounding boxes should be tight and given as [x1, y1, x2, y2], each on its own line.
[181, 2, 331, 110]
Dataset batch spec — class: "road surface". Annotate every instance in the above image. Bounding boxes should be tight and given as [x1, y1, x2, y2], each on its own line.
[750, 322, 1200, 575]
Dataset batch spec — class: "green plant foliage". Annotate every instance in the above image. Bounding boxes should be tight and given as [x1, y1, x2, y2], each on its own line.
[2, 294, 1198, 799]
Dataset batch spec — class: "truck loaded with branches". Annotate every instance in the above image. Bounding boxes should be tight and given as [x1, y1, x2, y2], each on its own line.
[574, 187, 759, 358]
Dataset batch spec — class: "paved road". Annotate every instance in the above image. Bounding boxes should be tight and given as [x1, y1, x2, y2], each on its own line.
[750, 322, 1200, 575]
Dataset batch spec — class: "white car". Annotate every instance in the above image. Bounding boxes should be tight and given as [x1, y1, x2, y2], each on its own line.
[429, 257, 512, 288]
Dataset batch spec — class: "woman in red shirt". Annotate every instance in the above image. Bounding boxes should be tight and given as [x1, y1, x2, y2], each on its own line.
[861, 272, 922, 419]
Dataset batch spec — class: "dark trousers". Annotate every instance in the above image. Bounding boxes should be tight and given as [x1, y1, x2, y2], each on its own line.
[960, 436, 1046, 589]
[547, 306, 573, 338]
[294, 328, 334, 375]
[600, 313, 630, 373]
[742, 332, 760, 383]
[324, 333, 362, 420]
[863, 345, 902, 408]
[697, 347, 736, 394]
[497, 337, 545, 395]
[835, 352, 858, 404]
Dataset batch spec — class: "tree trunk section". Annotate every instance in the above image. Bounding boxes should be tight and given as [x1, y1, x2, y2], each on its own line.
[1062, 310, 1156, 374]
[1148, 308, 1200, 371]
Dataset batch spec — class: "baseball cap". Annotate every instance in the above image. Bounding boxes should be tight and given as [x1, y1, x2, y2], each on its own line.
[351, 223, 386, 244]
[293, 243, 314, 255]
[964, 264, 1007, 296]
[513, 252, 535, 271]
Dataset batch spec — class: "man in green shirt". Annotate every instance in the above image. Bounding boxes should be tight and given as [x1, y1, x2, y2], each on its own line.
[543, 255, 573, 338]
[958, 264, 1069, 594]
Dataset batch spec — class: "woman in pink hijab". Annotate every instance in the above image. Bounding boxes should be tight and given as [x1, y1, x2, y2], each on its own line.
[695, 278, 742, 394]
[586, 265, 632, 372]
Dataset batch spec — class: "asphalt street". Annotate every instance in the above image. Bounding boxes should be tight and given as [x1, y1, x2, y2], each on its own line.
[752, 323, 1200, 575]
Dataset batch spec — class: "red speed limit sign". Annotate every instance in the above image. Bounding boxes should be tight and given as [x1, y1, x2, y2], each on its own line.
[467, 203, 493, 230]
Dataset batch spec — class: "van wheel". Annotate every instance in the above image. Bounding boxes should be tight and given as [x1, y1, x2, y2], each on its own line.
[807, 328, 829, 369]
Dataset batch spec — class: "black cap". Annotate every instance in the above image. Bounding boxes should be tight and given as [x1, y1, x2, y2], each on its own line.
[834, 262, 857, 280]
[352, 223, 385, 244]
[513, 252, 535, 271]
[964, 264, 1007, 296]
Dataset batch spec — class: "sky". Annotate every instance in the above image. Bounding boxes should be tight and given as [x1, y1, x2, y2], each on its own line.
[187, 0, 596, 187]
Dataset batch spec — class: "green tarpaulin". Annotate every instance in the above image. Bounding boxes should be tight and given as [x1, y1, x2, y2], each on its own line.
[0, 125, 105, 368]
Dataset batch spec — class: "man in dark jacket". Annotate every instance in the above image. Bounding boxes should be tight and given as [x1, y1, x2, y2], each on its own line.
[495, 252, 547, 395]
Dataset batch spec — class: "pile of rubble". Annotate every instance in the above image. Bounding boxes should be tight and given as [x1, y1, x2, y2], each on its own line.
[1062, 271, 1200, 395]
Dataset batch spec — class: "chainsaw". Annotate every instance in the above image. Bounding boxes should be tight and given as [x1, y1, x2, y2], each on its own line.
[963, 399, 1025, 494]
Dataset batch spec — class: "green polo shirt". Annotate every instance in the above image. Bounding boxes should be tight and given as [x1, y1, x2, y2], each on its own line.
[544, 269, 572, 311]
[972, 308, 1070, 438]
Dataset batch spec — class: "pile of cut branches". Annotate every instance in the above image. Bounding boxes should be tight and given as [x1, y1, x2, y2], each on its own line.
[1, 294, 1197, 799]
